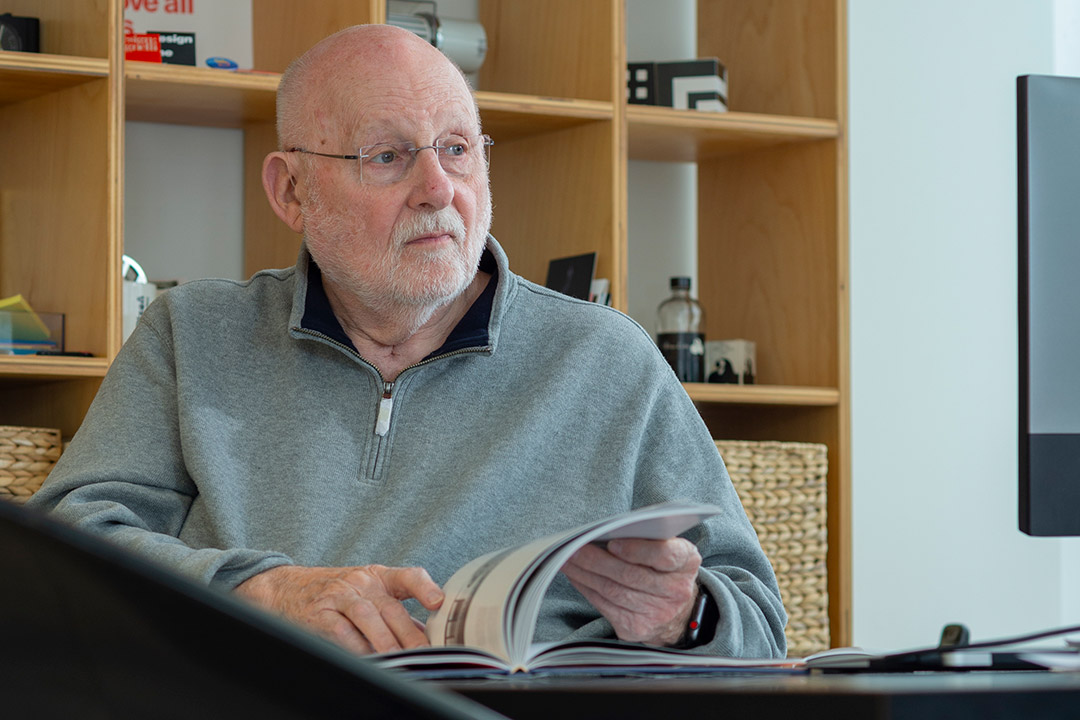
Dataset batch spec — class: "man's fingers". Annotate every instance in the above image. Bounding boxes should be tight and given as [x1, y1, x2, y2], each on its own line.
[564, 540, 704, 646]
[311, 610, 374, 655]
[569, 579, 632, 623]
[606, 537, 701, 573]
[339, 597, 401, 653]
[562, 555, 637, 611]
[379, 566, 445, 610]
[565, 570, 681, 645]
[339, 595, 428, 653]
[234, 564, 440, 656]
[379, 598, 431, 650]
[567, 542, 696, 598]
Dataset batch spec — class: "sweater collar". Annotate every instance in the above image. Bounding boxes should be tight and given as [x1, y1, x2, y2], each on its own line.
[291, 235, 511, 359]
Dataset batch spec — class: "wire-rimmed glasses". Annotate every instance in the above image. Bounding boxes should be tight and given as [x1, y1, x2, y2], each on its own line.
[287, 133, 493, 185]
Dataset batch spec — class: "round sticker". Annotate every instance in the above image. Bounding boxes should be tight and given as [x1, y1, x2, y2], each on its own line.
[206, 57, 239, 70]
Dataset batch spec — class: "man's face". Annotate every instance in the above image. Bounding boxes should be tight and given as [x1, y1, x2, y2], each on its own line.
[297, 53, 491, 315]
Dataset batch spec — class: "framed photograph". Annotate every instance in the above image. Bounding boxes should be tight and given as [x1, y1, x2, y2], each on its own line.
[545, 253, 596, 301]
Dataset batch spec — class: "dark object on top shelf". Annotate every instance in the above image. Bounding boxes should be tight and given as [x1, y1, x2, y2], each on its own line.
[628, 58, 727, 112]
[0, 13, 39, 53]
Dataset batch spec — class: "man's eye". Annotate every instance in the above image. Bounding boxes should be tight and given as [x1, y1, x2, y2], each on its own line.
[370, 149, 400, 165]
[443, 142, 468, 157]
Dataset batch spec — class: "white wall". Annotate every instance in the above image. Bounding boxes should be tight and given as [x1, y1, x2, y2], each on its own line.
[124, 122, 245, 284]
[849, 0, 1070, 650]
[1053, 0, 1080, 632]
[625, 0, 698, 337]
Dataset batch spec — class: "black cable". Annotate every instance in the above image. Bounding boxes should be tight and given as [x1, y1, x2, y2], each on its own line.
[940, 623, 1080, 653]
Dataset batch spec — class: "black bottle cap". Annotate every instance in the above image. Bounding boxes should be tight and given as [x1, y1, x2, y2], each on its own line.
[670, 276, 691, 290]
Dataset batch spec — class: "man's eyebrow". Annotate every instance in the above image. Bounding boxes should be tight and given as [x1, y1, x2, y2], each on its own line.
[350, 115, 481, 145]
[349, 109, 477, 142]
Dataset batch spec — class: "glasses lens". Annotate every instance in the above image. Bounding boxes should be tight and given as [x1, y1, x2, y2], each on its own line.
[359, 142, 412, 185]
[358, 135, 492, 185]
[436, 135, 478, 175]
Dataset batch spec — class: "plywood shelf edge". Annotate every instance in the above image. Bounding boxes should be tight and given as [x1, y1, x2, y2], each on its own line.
[685, 383, 840, 407]
[0, 356, 111, 379]
[0, 52, 108, 76]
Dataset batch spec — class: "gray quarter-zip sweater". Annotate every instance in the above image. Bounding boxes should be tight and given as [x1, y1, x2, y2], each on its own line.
[30, 236, 786, 658]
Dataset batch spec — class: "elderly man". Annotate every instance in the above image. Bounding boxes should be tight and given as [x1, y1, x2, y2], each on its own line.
[29, 25, 786, 658]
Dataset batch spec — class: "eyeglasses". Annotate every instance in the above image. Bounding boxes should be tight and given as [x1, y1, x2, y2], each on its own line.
[287, 133, 493, 185]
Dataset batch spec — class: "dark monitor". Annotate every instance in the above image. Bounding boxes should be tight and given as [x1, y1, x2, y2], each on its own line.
[0, 500, 503, 719]
[1018, 74, 1080, 536]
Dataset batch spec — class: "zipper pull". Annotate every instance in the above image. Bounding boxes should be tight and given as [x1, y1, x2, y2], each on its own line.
[375, 382, 394, 436]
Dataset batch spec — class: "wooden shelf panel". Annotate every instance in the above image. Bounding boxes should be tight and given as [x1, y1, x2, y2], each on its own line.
[0, 356, 110, 380]
[123, 63, 614, 136]
[125, 63, 278, 127]
[685, 383, 840, 406]
[476, 91, 613, 142]
[628, 106, 839, 162]
[0, 53, 107, 106]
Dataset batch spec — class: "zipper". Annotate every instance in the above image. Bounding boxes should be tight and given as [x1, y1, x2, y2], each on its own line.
[296, 325, 490, 480]
[375, 381, 394, 437]
[294, 328, 389, 437]
[371, 345, 491, 435]
[294, 326, 490, 438]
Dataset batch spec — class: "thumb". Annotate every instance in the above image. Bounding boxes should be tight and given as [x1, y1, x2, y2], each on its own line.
[381, 566, 445, 610]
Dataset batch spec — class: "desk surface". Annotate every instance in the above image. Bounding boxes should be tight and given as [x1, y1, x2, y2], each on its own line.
[440, 670, 1080, 720]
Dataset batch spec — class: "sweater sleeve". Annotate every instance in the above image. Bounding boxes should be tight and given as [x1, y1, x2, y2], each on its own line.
[554, 366, 787, 658]
[26, 307, 294, 589]
[630, 372, 788, 659]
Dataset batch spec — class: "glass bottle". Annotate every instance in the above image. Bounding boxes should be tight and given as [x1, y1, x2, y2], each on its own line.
[656, 276, 705, 382]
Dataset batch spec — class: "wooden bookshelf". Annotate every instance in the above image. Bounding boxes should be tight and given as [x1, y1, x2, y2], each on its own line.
[0, 0, 850, 646]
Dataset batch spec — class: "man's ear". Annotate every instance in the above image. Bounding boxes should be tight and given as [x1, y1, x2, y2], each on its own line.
[262, 152, 305, 233]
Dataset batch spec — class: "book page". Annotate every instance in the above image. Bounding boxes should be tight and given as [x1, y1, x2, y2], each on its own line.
[424, 535, 569, 661]
[424, 502, 722, 669]
[529, 638, 802, 671]
[508, 504, 722, 664]
[377, 645, 511, 674]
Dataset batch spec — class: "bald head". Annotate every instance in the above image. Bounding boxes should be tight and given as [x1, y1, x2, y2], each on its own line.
[276, 24, 478, 152]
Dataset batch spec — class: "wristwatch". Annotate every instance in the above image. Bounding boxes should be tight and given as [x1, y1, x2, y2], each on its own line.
[673, 585, 719, 649]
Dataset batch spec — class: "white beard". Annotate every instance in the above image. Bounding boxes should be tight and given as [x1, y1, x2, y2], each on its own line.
[302, 177, 492, 335]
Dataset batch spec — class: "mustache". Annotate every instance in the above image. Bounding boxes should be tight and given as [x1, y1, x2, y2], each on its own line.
[392, 210, 467, 245]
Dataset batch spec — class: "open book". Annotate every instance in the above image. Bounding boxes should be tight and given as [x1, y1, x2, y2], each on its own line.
[377, 502, 798, 676]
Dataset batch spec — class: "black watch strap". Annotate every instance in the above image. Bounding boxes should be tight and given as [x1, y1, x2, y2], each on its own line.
[673, 586, 719, 649]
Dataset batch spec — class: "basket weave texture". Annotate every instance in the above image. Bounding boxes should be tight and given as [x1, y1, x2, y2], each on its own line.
[716, 439, 829, 658]
[0, 426, 61, 504]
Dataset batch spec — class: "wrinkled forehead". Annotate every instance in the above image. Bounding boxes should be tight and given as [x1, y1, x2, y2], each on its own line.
[346, 75, 479, 144]
[311, 42, 479, 146]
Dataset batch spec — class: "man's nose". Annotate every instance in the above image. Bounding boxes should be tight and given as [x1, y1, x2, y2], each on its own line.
[406, 147, 454, 210]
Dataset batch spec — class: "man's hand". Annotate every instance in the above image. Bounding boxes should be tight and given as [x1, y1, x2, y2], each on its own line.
[234, 564, 444, 655]
[561, 538, 702, 647]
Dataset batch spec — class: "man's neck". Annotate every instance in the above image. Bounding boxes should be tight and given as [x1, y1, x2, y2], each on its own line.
[323, 271, 491, 382]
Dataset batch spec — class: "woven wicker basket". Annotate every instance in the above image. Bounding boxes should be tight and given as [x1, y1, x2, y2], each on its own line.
[716, 439, 829, 658]
[0, 426, 62, 504]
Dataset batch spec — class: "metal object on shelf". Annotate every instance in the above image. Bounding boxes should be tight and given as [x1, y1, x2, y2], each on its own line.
[387, 1, 487, 74]
[121, 254, 156, 342]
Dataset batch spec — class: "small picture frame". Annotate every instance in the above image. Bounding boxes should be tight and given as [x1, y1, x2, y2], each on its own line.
[545, 253, 596, 301]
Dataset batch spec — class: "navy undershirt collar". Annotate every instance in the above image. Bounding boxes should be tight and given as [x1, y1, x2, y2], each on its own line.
[301, 249, 497, 360]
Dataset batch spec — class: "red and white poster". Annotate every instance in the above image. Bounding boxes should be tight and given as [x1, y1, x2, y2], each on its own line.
[124, 0, 253, 70]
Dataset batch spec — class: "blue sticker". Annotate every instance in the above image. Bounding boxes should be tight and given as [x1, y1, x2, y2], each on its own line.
[206, 57, 239, 70]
